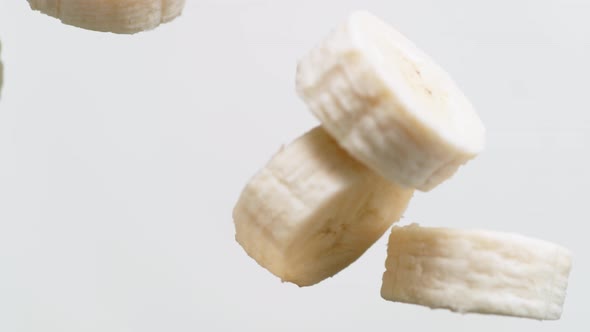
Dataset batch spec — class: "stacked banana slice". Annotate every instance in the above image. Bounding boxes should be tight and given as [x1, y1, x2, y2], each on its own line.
[233, 10, 572, 320]
[296, 11, 485, 191]
[27, 0, 186, 34]
[234, 127, 414, 287]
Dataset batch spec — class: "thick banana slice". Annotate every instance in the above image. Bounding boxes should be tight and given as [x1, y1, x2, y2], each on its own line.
[297, 11, 485, 191]
[234, 127, 414, 287]
[27, 0, 186, 34]
[381, 225, 572, 320]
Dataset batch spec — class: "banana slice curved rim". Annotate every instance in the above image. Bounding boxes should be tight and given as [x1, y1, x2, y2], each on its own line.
[381, 224, 572, 320]
[297, 11, 486, 191]
[27, 0, 186, 34]
[233, 127, 414, 287]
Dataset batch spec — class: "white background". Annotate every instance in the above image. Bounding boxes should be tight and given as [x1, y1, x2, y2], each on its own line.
[0, 0, 588, 331]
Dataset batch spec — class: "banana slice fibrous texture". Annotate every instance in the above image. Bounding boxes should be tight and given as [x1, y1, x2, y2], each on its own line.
[233, 127, 414, 287]
[27, 0, 186, 34]
[297, 11, 486, 191]
[381, 225, 572, 320]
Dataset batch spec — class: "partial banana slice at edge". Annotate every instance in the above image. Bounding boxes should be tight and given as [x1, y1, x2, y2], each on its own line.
[0, 41, 3, 97]
[381, 224, 572, 320]
[27, 0, 186, 34]
[297, 11, 486, 191]
[234, 127, 414, 287]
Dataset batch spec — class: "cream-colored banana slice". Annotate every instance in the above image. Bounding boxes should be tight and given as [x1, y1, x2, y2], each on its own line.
[297, 11, 486, 191]
[27, 0, 186, 34]
[381, 224, 572, 320]
[234, 127, 414, 287]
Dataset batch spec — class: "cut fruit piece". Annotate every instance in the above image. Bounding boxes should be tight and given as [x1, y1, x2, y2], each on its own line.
[234, 127, 414, 287]
[27, 0, 186, 34]
[297, 11, 486, 191]
[381, 224, 572, 320]
[0, 41, 3, 97]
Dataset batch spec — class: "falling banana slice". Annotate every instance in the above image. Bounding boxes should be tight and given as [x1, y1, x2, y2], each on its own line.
[381, 224, 572, 320]
[297, 11, 486, 191]
[234, 127, 414, 287]
[27, 0, 186, 34]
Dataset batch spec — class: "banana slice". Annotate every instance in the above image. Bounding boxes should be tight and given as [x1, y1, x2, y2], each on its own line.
[27, 0, 186, 34]
[381, 225, 572, 320]
[297, 11, 486, 191]
[234, 127, 414, 287]
[0, 41, 3, 97]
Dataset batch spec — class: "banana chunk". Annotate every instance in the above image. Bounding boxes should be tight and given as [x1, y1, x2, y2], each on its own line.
[297, 11, 486, 191]
[381, 225, 572, 320]
[27, 0, 186, 34]
[234, 127, 414, 287]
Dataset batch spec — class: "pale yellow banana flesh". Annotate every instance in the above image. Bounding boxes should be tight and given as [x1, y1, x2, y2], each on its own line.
[27, 0, 186, 34]
[233, 127, 414, 287]
[297, 11, 486, 191]
[381, 225, 572, 320]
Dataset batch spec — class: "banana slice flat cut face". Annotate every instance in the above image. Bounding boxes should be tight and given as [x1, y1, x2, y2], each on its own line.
[297, 11, 486, 191]
[381, 225, 572, 320]
[27, 0, 186, 34]
[234, 127, 414, 287]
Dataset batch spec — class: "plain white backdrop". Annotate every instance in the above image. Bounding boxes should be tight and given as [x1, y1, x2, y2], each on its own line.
[0, 0, 588, 331]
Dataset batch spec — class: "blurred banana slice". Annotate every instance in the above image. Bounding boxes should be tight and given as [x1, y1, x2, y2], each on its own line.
[0, 41, 3, 97]
[27, 0, 186, 34]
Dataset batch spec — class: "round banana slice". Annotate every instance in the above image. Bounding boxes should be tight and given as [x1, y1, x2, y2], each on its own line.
[234, 127, 414, 287]
[381, 225, 572, 320]
[297, 11, 486, 191]
[27, 0, 186, 34]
